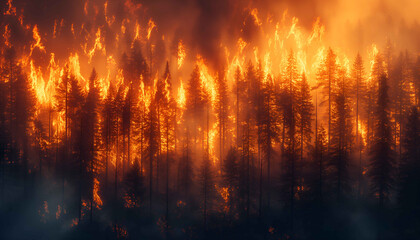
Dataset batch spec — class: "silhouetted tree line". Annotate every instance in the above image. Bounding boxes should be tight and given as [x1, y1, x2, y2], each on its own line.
[0, 42, 420, 240]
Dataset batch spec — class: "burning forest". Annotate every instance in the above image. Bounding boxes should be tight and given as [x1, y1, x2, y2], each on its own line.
[0, 0, 420, 239]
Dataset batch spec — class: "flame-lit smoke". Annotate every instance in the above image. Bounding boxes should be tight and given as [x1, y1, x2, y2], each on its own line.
[1, 0, 419, 236]
[1, 0, 417, 183]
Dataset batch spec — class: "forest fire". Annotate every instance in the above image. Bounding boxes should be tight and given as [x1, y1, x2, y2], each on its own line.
[0, 0, 420, 239]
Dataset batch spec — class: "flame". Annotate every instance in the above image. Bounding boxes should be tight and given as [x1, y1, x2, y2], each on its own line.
[263, 52, 271, 79]
[177, 79, 186, 110]
[0, 3, 412, 228]
[84, 0, 89, 15]
[3, 24, 11, 47]
[133, 21, 141, 41]
[362, 167, 368, 175]
[70, 218, 79, 227]
[238, 38, 247, 55]
[357, 121, 367, 147]
[215, 185, 230, 213]
[47, 53, 59, 102]
[93, 178, 103, 209]
[177, 40, 186, 69]
[30, 60, 47, 105]
[104, 1, 115, 26]
[4, 0, 16, 16]
[38, 201, 49, 223]
[56, 205, 61, 219]
[53, 20, 57, 38]
[196, 55, 217, 104]
[2, 5, 341, 120]
[113, 225, 128, 238]
[123, 193, 137, 208]
[250, 8, 262, 26]
[208, 122, 218, 165]
[177, 200, 186, 208]
[216, 185, 230, 202]
[368, 43, 379, 82]
[147, 18, 156, 40]
[68, 53, 86, 86]
[307, 17, 325, 44]
[87, 28, 105, 63]
[30, 25, 45, 55]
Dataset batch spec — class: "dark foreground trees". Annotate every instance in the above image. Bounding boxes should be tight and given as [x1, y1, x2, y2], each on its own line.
[1, 44, 420, 240]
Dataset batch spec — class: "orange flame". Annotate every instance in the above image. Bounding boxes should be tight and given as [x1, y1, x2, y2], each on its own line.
[4, 0, 16, 16]
[250, 8, 262, 26]
[147, 18, 156, 40]
[87, 28, 105, 63]
[30, 25, 45, 55]
[93, 178, 103, 209]
[177, 40, 186, 69]
[3, 24, 11, 47]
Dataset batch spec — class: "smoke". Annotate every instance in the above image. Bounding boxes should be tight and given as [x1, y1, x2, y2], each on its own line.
[142, 0, 419, 66]
[319, 0, 420, 54]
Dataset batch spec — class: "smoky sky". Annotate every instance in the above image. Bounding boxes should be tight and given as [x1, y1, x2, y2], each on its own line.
[2, 0, 420, 69]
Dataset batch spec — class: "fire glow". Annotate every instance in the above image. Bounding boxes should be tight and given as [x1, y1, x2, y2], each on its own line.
[1, 0, 420, 239]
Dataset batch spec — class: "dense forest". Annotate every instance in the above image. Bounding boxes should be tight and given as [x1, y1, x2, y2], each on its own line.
[1, 0, 420, 239]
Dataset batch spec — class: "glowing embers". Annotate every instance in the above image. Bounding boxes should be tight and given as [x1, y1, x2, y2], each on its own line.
[215, 185, 230, 214]
[93, 178, 103, 209]
[38, 201, 49, 223]
[357, 121, 367, 147]
[3, 24, 11, 47]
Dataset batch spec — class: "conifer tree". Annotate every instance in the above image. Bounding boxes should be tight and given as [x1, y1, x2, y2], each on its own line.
[101, 82, 116, 192]
[216, 70, 229, 169]
[200, 151, 215, 229]
[316, 48, 338, 151]
[296, 73, 313, 180]
[280, 51, 299, 235]
[398, 106, 420, 237]
[124, 159, 145, 208]
[351, 53, 367, 197]
[221, 147, 239, 218]
[81, 69, 101, 222]
[329, 68, 352, 201]
[6, 49, 35, 197]
[369, 74, 395, 207]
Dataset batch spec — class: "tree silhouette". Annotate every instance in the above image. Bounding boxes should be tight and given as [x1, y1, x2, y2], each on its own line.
[124, 159, 145, 209]
[199, 151, 215, 229]
[280, 51, 300, 235]
[351, 53, 367, 198]
[145, 99, 159, 215]
[329, 67, 352, 201]
[296, 72, 313, 198]
[221, 147, 239, 219]
[80, 69, 101, 222]
[369, 74, 395, 207]
[216, 70, 229, 170]
[5, 48, 35, 197]
[317, 48, 338, 152]
[101, 82, 117, 192]
[398, 106, 420, 237]
[390, 52, 411, 162]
